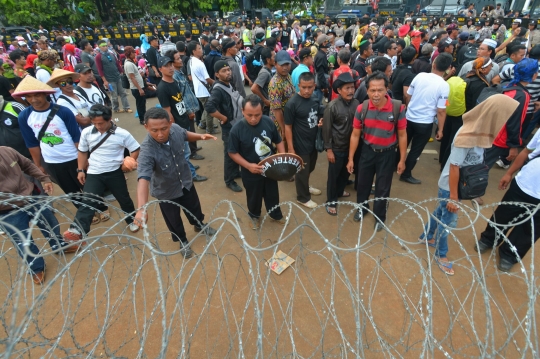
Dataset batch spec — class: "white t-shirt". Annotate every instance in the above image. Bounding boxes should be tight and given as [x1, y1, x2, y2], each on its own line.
[75, 85, 107, 105]
[516, 130, 540, 199]
[190, 56, 211, 98]
[406, 72, 449, 124]
[35, 67, 62, 100]
[57, 94, 90, 117]
[78, 125, 140, 175]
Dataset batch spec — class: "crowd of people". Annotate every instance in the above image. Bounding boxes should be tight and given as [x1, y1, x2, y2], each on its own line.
[0, 7, 539, 284]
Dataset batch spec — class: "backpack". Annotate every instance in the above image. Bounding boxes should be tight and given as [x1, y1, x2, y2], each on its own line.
[446, 76, 468, 117]
[245, 45, 264, 82]
[359, 99, 402, 142]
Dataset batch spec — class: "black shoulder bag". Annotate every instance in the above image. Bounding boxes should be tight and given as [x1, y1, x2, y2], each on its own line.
[37, 105, 61, 141]
[458, 152, 489, 200]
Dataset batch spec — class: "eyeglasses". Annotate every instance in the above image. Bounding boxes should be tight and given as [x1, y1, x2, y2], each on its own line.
[58, 79, 74, 87]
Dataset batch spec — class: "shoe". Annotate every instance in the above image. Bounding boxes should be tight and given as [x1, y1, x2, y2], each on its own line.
[428, 137, 434, 142]
[353, 209, 368, 222]
[472, 197, 484, 206]
[297, 199, 317, 209]
[270, 217, 287, 225]
[128, 222, 140, 233]
[498, 258, 515, 272]
[115, 109, 126, 113]
[193, 174, 208, 182]
[213, 124, 219, 128]
[190, 153, 205, 160]
[0, 230, 5, 235]
[207, 128, 221, 134]
[32, 271, 45, 285]
[180, 243, 194, 259]
[125, 109, 133, 113]
[198, 123, 207, 130]
[104, 194, 116, 202]
[250, 216, 261, 230]
[309, 186, 322, 196]
[63, 229, 82, 242]
[474, 240, 491, 254]
[399, 176, 422, 184]
[62, 244, 80, 254]
[496, 159, 510, 169]
[194, 165, 200, 170]
[195, 146, 202, 151]
[194, 223, 217, 236]
[375, 222, 384, 232]
[226, 182, 243, 192]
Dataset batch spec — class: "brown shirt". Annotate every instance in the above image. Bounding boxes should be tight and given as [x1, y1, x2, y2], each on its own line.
[0, 146, 50, 212]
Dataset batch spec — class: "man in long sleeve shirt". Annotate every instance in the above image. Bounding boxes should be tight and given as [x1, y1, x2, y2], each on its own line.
[314, 35, 330, 103]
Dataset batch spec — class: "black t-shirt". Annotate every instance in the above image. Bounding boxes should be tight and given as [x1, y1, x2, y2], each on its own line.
[281, 27, 291, 47]
[0, 76, 20, 102]
[157, 80, 190, 130]
[284, 93, 323, 155]
[390, 64, 415, 101]
[228, 115, 282, 178]
[352, 57, 367, 79]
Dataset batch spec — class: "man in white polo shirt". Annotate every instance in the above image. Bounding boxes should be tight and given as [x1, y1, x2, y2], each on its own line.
[400, 53, 451, 185]
[63, 104, 141, 242]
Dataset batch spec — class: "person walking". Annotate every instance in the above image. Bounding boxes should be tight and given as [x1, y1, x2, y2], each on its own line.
[124, 46, 155, 125]
[95, 39, 131, 113]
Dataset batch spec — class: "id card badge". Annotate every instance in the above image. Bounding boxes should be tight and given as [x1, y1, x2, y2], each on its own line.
[175, 101, 187, 116]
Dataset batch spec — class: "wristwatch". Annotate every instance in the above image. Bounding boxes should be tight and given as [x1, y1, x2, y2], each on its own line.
[76, 169, 85, 173]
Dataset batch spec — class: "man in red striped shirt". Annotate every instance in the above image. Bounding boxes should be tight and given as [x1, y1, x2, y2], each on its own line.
[346, 72, 408, 231]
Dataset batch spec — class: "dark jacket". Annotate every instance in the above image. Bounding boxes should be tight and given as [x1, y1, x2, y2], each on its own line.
[412, 56, 431, 74]
[322, 96, 360, 152]
[494, 84, 530, 149]
[204, 51, 222, 80]
[205, 80, 235, 132]
[314, 50, 330, 90]
[146, 46, 160, 72]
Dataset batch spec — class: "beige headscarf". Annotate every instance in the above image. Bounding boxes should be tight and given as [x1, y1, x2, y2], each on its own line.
[454, 94, 519, 149]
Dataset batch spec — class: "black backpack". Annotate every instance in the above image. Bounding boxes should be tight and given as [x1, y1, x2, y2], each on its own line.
[462, 45, 478, 64]
[245, 44, 264, 82]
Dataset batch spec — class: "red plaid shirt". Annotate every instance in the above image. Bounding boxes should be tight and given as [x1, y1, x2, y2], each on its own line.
[329, 65, 361, 101]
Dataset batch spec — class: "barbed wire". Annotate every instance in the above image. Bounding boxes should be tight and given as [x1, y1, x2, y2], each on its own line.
[0, 194, 538, 358]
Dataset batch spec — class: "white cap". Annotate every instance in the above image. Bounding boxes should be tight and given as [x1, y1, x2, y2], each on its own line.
[416, 18, 423, 22]
[482, 38, 497, 48]
[18, 41, 27, 46]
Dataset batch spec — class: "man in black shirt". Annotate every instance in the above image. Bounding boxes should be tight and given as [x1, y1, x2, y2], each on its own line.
[284, 72, 324, 209]
[146, 36, 162, 85]
[228, 94, 286, 230]
[352, 40, 373, 81]
[157, 56, 207, 182]
[390, 46, 416, 104]
[281, 23, 291, 49]
[314, 34, 330, 103]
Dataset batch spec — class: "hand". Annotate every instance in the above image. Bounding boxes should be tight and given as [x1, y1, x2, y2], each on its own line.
[318, 118, 323, 127]
[220, 117, 228, 125]
[77, 171, 86, 185]
[188, 112, 195, 120]
[327, 150, 335, 163]
[247, 163, 264, 174]
[534, 101, 540, 113]
[37, 165, 48, 175]
[346, 159, 355, 174]
[264, 100, 271, 108]
[139, 89, 145, 96]
[42, 182, 54, 195]
[103, 81, 109, 89]
[155, 71, 162, 78]
[506, 147, 518, 162]
[448, 66, 456, 76]
[288, 148, 296, 155]
[446, 198, 459, 213]
[200, 134, 217, 141]
[397, 160, 405, 175]
[499, 173, 512, 190]
[435, 130, 443, 141]
[134, 209, 148, 227]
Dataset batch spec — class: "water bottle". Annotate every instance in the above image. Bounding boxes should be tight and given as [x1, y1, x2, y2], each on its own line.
[108, 84, 113, 91]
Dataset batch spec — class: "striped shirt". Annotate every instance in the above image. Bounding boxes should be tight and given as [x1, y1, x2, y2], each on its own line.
[353, 95, 407, 149]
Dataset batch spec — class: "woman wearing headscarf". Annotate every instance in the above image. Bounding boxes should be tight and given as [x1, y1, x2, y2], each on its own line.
[463, 57, 492, 112]
[418, 94, 520, 275]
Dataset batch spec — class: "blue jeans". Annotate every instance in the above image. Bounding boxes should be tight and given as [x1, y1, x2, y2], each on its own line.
[419, 188, 458, 259]
[0, 202, 67, 274]
[314, 89, 324, 104]
[184, 141, 197, 178]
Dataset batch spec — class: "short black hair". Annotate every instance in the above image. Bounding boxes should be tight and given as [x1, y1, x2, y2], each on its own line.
[176, 41, 186, 52]
[385, 40, 396, 54]
[164, 49, 178, 60]
[79, 39, 89, 49]
[185, 30, 192, 38]
[242, 93, 263, 110]
[371, 56, 392, 73]
[265, 37, 277, 49]
[434, 52, 453, 72]
[89, 104, 112, 121]
[261, 47, 274, 65]
[436, 30, 447, 40]
[144, 107, 170, 124]
[508, 42, 526, 55]
[365, 71, 389, 89]
[299, 71, 315, 83]
[401, 46, 417, 64]
[529, 45, 540, 60]
[337, 49, 351, 64]
[186, 41, 200, 56]
[9, 50, 25, 62]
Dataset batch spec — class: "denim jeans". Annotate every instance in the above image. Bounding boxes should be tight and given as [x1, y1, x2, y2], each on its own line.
[0, 202, 67, 273]
[419, 188, 458, 259]
[184, 141, 197, 178]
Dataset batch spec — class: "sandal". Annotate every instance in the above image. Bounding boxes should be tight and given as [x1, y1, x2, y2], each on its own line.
[115, 109, 126, 113]
[340, 191, 350, 198]
[435, 257, 454, 276]
[100, 211, 111, 222]
[91, 215, 100, 225]
[325, 205, 337, 216]
[418, 237, 436, 248]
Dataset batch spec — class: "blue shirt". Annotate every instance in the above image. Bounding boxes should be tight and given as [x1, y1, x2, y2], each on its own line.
[291, 64, 311, 92]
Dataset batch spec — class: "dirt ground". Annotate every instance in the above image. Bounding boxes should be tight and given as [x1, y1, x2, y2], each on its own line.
[0, 92, 539, 358]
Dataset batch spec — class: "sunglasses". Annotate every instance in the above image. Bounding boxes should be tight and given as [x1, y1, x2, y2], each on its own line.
[89, 110, 105, 116]
[58, 79, 74, 87]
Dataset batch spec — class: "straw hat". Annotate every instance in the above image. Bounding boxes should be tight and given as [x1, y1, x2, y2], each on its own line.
[12, 75, 56, 97]
[46, 68, 80, 87]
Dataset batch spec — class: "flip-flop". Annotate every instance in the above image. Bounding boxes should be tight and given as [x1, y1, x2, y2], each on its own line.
[340, 191, 350, 198]
[418, 238, 436, 248]
[435, 257, 454, 276]
[325, 205, 338, 216]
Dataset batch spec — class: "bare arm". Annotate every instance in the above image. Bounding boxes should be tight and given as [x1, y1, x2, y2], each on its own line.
[396, 128, 407, 175]
[403, 86, 411, 105]
[435, 108, 446, 140]
[284, 124, 294, 154]
[208, 110, 228, 124]
[28, 147, 46, 174]
[130, 149, 140, 161]
[272, 109, 286, 136]
[229, 152, 264, 174]
[251, 83, 270, 107]
[446, 164, 460, 212]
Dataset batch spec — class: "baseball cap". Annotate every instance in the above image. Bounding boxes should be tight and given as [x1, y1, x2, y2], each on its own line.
[416, 18, 423, 22]
[148, 35, 158, 42]
[335, 39, 345, 47]
[18, 41, 27, 46]
[158, 56, 173, 68]
[458, 31, 470, 40]
[468, 31, 477, 40]
[275, 50, 291, 65]
[298, 47, 312, 60]
[316, 34, 329, 45]
[214, 59, 230, 73]
[411, 30, 422, 37]
[428, 34, 438, 44]
[74, 63, 92, 73]
[421, 43, 434, 55]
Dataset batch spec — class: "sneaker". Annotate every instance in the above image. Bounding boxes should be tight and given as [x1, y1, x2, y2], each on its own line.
[104, 194, 116, 202]
[0, 230, 5, 235]
[270, 217, 287, 225]
[194, 223, 217, 236]
[193, 174, 208, 182]
[180, 243, 194, 259]
[498, 258, 515, 272]
[198, 123, 207, 130]
[496, 159, 510, 169]
[190, 153, 205, 160]
[128, 223, 140, 233]
[207, 128, 221, 134]
[474, 240, 491, 254]
[63, 228, 82, 242]
[309, 186, 322, 196]
[61, 244, 80, 254]
[125, 109, 133, 113]
[226, 182, 243, 192]
[194, 165, 200, 170]
[297, 199, 317, 209]
[353, 209, 368, 222]
[250, 216, 261, 230]
[428, 137, 434, 142]
[375, 222, 385, 232]
[32, 271, 45, 285]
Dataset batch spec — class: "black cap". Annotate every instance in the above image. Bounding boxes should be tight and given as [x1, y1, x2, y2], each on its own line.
[214, 59, 230, 73]
[298, 47, 312, 60]
[158, 56, 173, 68]
[148, 35, 158, 42]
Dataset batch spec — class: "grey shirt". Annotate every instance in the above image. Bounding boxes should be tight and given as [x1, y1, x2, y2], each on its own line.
[137, 124, 193, 200]
[81, 51, 100, 78]
[254, 67, 272, 102]
[223, 55, 247, 98]
[458, 60, 499, 84]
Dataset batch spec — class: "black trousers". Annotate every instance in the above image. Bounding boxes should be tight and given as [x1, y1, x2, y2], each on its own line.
[295, 151, 318, 203]
[401, 120, 433, 179]
[46, 159, 87, 209]
[131, 88, 147, 124]
[72, 167, 135, 234]
[222, 131, 241, 185]
[195, 98, 203, 127]
[356, 146, 395, 223]
[484, 145, 509, 170]
[241, 174, 283, 220]
[479, 179, 540, 263]
[158, 186, 205, 244]
[439, 115, 463, 171]
[189, 119, 198, 154]
[326, 150, 350, 207]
